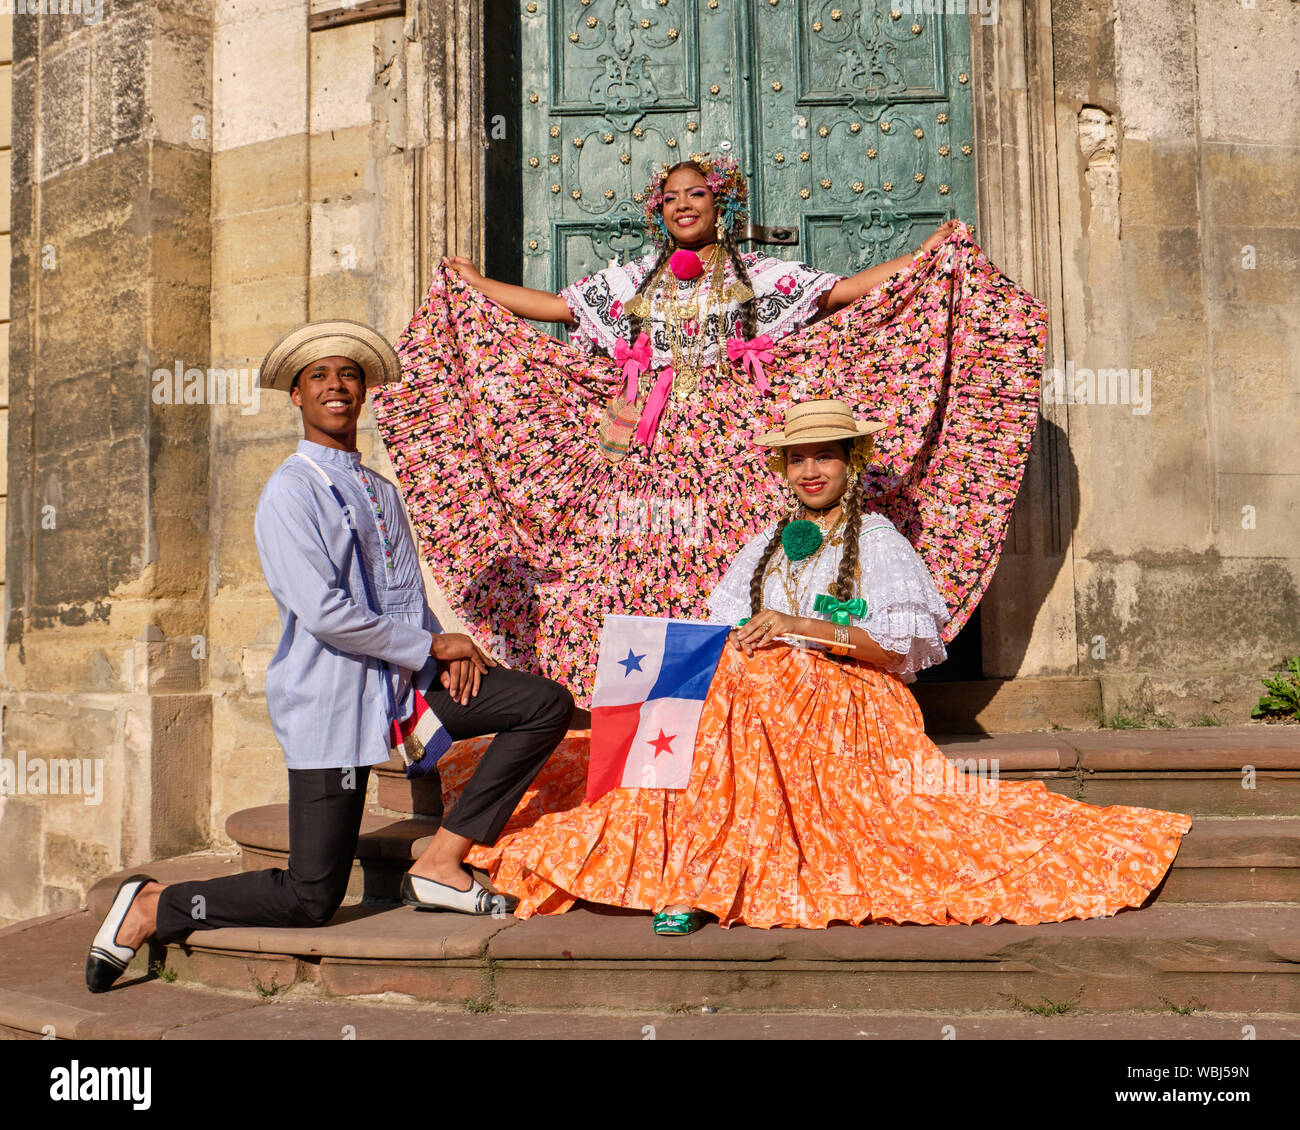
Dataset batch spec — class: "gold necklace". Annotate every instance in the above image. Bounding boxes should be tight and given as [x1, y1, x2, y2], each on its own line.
[660, 245, 726, 402]
[623, 247, 758, 405]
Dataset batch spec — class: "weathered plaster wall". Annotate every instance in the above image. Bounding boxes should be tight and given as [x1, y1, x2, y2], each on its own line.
[1050, 0, 1300, 720]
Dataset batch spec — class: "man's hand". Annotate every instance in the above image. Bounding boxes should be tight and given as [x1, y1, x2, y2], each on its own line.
[731, 610, 800, 658]
[430, 633, 496, 706]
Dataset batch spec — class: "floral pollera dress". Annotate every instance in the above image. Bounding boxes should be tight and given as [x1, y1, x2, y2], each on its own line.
[373, 222, 1046, 707]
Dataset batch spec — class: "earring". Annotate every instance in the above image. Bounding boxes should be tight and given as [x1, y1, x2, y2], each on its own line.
[785, 489, 803, 518]
[716, 217, 725, 243]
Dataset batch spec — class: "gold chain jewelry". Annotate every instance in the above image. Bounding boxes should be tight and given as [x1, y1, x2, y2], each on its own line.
[660, 245, 725, 402]
[624, 246, 755, 405]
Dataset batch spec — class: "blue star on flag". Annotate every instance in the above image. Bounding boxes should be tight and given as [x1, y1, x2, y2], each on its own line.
[618, 649, 645, 675]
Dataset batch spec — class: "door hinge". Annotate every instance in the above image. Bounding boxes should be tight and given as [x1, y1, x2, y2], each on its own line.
[736, 222, 799, 246]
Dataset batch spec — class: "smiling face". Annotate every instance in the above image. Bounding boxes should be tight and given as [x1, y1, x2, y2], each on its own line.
[783, 440, 852, 510]
[290, 355, 367, 449]
[660, 165, 719, 248]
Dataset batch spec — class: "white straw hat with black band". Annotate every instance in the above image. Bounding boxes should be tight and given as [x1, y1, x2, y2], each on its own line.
[755, 399, 887, 448]
[258, 319, 402, 393]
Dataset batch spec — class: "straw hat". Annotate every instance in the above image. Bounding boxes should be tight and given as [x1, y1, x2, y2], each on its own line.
[755, 399, 887, 447]
[258, 319, 402, 393]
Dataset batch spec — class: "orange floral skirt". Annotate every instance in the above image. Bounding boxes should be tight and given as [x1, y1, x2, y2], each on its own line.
[447, 645, 1192, 928]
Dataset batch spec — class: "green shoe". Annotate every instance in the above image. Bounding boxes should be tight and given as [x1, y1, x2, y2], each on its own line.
[652, 909, 704, 936]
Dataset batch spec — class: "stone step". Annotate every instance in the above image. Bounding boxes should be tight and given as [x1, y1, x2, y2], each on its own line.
[222, 797, 1300, 907]
[912, 676, 1104, 733]
[71, 881, 1300, 1014]
[6, 908, 1300, 1040]
[373, 727, 1300, 819]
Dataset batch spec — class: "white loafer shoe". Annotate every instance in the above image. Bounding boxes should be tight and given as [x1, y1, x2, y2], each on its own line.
[400, 871, 516, 915]
[85, 874, 155, 994]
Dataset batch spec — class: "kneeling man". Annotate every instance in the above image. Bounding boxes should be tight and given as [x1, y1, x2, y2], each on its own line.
[87, 321, 574, 992]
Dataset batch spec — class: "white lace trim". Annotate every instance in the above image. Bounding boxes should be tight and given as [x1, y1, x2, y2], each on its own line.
[705, 513, 951, 681]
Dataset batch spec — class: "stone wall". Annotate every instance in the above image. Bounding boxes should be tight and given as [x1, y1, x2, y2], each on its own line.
[1, 16, 12, 674]
[1047, 0, 1300, 721]
[2, 0, 215, 925]
[204, 0, 436, 842]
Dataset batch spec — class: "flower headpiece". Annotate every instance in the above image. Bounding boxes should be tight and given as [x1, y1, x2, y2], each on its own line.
[642, 152, 749, 244]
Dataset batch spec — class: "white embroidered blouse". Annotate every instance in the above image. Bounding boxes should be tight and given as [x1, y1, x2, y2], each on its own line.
[704, 512, 951, 681]
[560, 249, 839, 370]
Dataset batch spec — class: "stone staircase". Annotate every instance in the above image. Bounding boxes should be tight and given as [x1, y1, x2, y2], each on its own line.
[63, 724, 1300, 1017]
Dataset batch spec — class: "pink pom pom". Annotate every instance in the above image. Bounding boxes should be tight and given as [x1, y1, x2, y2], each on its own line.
[668, 249, 704, 281]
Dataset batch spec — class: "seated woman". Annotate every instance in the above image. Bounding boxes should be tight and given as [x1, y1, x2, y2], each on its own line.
[452, 400, 1192, 934]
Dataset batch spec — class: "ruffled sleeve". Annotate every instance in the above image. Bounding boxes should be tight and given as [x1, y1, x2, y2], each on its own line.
[705, 524, 778, 627]
[745, 253, 840, 342]
[857, 519, 951, 680]
[559, 258, 646, 358]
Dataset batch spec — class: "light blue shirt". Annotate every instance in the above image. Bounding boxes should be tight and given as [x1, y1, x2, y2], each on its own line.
[254, 440, 443, 769]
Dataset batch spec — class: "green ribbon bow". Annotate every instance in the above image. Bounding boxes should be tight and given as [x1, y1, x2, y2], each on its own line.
[814, 594, 867, 625]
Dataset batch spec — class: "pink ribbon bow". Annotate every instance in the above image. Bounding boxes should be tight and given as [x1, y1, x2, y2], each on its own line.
[612, 333, 651, 402]
[634, 366, 675, 449]
[726, 334, 775, 394]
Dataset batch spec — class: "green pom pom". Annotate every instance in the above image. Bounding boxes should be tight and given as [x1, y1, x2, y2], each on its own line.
[782, 520, 823, 561]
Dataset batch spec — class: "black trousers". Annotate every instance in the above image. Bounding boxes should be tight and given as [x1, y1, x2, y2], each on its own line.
[155, 668, 573, 944]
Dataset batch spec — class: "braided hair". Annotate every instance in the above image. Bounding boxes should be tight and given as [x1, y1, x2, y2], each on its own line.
[625, 243, 671, 346]
[749, 511, 794, 618]
[828, 487, 863, 601]
[749, 438, 867, 616]
[719, 228, 759, 342]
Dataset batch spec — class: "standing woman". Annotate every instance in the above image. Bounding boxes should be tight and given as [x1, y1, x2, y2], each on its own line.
[375, 154, 1042, 705]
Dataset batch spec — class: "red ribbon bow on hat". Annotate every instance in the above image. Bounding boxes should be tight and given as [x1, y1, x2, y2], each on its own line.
[612, 333, 651, 402]
[726, 334, 775, 394]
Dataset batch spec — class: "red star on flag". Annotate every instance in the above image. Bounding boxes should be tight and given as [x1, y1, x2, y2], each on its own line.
[648, 729, 676, 758]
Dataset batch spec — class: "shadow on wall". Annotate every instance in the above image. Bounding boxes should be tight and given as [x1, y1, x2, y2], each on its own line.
[913, 416, 1081, 728]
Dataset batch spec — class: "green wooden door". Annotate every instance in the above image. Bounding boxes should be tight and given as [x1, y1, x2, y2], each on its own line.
[521, 0, 975, 291]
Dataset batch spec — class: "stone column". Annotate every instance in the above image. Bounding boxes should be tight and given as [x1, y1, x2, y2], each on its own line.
[969, 2, 1080, 682]
[1, 2, 213, 922]
[412, 0, 484, 301]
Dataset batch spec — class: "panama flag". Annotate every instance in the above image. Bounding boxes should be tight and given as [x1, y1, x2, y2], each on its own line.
[586, 616, 732, 802]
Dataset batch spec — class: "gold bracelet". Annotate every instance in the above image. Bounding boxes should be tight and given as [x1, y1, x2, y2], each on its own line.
[830, 624, 851, 657]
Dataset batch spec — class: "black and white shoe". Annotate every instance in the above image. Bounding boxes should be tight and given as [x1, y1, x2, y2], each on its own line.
[400, 871, 516, 916]
[85, 874, 155, 994]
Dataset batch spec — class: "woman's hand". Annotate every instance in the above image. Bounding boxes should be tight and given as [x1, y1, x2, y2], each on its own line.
[731, 610, 800, 658]
[921, 219, 960, 253]
[820, 218, 962, 313]
[430, 633, 497, 705]
[443, 255, 488, 291]
[441, 258, 578, 325]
